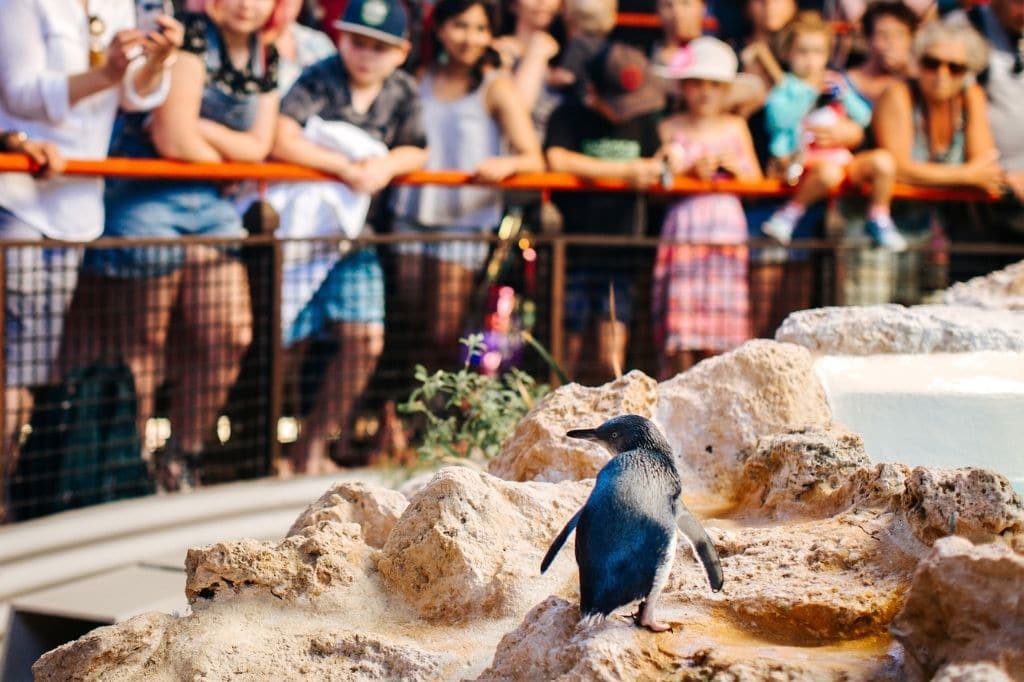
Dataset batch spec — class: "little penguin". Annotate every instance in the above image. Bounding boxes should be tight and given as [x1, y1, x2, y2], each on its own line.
[540, 414, 724, 632]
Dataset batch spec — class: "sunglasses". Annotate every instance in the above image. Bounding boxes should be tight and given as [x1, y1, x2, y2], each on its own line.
[920, 54, 969, 76]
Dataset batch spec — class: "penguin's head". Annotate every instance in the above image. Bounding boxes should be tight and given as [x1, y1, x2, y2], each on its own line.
[567, 414, 671, 455]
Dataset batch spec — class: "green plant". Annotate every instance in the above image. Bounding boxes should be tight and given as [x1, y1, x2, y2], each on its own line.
[399, 334, 550, 464]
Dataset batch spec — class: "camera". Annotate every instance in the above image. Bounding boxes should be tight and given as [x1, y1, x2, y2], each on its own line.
[136, 0, 172, 34]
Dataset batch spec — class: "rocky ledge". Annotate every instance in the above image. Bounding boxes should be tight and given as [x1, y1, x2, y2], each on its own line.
[33, 339, 1024, 681]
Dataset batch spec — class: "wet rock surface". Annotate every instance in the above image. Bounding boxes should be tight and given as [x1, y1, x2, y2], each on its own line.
[32, 338, 1024, 681]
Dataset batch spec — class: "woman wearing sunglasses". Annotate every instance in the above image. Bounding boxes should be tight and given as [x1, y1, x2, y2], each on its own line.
[872, 18, 1004, 293]
[874, 19, 1003, 197]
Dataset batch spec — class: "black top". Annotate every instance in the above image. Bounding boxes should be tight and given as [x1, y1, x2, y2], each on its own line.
[544, 101, 661, 236]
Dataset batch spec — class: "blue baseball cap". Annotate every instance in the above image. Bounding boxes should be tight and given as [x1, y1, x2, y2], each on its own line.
[334, 0, 409, 46]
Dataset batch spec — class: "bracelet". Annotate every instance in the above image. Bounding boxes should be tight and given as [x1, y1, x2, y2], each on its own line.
[0, 130, 28, 153]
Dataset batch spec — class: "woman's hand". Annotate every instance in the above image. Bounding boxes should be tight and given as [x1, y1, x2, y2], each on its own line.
[475, 156, 521, 183]
[962, 151, 1004, 193]
[143, 15, 184, 69]
[21, 140, 65, 178]
[1004, 170, 1024, 202]
[805, 118, 864, 149]
[101, 30, 146, 82]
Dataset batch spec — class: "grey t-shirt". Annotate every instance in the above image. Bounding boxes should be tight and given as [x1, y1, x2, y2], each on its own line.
[956, 6, 1024, 171]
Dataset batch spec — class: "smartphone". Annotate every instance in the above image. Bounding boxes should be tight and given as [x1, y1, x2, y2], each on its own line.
[136, 0, 172, 34]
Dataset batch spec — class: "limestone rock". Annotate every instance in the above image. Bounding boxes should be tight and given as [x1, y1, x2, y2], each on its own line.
[776, 304, 1024, 354]
[892, 536, 1024, 681]
[488, 370, 658, 482]
[186, 520, 375, 603]
[735, 427, 872, 518]
[712, 513, 912, 644]
[657, 340, 833, 496]
[896, 467, 1024, 550]
[377, 467, 592, 623]
[476, 597, 679, 681]
[942, 260, 1024, 311]
[287, 480, 408, 548]
[33, 612, 173, 681]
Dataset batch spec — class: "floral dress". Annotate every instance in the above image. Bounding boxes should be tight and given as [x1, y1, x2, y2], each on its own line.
[651, 134, 752, 354]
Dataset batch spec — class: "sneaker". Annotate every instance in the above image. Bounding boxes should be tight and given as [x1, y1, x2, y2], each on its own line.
[867, 219, 908, 252]
[761, 215, 795, 245]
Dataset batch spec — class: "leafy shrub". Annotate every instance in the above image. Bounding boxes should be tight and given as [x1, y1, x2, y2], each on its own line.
[399, 335, 549, 463]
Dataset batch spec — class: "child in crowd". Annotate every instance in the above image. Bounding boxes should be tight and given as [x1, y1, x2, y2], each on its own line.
[274, 0, 337, 93]
[553, 0, 617, 99]
[79, 0, 280, 491]
[391, 0, 543, 371]
[762, 11, 905, 251]
[651, 37, 761, 377]
[271, 0, 428, 474]
[545, 42, 665, 381]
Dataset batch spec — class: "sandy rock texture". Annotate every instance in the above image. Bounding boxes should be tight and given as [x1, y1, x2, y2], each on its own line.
[286, 481, 408, 548]
[893, 536, 1024, 681]
[942, 260, 1024, 311]
[776, 304, 1024, 354]
[488, 370, 657, 482]
[32, 338, 1024, 681]
[656, 340, 833, 495]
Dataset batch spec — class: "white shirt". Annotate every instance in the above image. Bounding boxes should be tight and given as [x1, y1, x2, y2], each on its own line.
[0, 0, 171, 241]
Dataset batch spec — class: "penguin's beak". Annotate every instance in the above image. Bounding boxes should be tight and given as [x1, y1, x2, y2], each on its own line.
[566, 428, 600, 442]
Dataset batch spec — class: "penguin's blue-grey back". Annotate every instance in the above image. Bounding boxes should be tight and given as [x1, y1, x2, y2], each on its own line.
[575, 451, 679, 614]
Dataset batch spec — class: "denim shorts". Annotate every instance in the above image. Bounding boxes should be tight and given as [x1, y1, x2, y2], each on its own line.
[564, 266, 632, 334]
[0, 208, 82, 387]
[391, 216, 492, 270]
[286, 247, 385, 346]
[83, 182, 245, 279]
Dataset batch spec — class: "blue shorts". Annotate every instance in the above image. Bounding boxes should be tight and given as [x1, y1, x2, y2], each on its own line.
[0, 208, 82, 387]
[564, 266, 632, 334]
[286, 247, 385, 346]
[84, 182, 244, 279]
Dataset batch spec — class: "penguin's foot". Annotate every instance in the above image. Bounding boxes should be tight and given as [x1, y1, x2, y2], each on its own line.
[634, 600, 672, 632]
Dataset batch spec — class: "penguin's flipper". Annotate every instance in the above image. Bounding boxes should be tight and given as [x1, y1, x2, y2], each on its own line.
[677, 510, 724, 592]
[540, 507, 584, 574]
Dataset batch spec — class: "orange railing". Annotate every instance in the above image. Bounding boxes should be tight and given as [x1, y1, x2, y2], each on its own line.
[0, 153, 997, 203]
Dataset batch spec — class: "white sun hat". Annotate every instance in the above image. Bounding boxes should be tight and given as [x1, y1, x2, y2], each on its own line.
[653, 36, 739, 82]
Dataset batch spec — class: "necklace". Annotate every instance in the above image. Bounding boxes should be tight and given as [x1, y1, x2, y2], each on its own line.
[88, 6, 106, 67]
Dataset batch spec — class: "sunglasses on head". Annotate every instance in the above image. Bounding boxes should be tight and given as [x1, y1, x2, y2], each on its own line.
[920, 54, 969, 76]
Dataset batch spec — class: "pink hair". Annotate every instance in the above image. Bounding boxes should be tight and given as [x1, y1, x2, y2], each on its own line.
[184, 0, 290, 44]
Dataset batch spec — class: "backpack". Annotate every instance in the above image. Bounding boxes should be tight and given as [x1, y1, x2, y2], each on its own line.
[7, 361, 153, 521]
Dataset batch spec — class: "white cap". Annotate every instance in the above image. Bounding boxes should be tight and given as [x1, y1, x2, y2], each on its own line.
[652, 36, 738, 82]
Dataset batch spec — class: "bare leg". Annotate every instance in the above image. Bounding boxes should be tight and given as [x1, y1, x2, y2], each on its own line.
[63, 273, 181, 439]
[848, 149, 896, 206]
[792, 162, 846, 207]
[291, 321, 384, 473]
[173, 254, 252, 456]
[637, 533, 677, 632]
[430, 258, 476, 368]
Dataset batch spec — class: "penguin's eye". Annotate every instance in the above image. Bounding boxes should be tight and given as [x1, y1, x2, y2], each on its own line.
[610, 431, 619, 440]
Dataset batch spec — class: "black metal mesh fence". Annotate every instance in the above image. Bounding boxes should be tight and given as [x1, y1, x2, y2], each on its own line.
[1, 215, 1021, 522]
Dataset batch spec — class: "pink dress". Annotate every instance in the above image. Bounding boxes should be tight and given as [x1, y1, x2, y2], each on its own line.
[651, 134, 752, 354]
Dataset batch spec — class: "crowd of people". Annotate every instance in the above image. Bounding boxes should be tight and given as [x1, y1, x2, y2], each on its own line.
[0, 0, 1022, 496]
